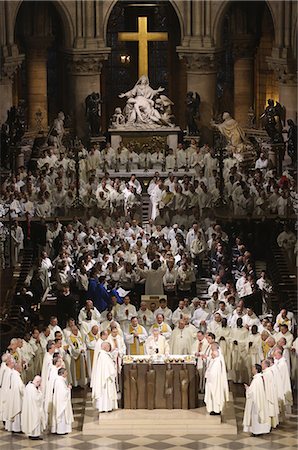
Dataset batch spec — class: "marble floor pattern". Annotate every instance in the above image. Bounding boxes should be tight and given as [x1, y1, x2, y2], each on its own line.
[0, 385, 297, 450]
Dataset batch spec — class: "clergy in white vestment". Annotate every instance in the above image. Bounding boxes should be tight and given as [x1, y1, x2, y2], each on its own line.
[274, 324, 294, 349]
[90, 330, 109, 389]
[204, 349, 229, 415]
[80, 310, 99, 340]
[242, 308, 261, 330]
[149, 314, 172, 340]
[125, 317, 148, 355]
[145, 328, 170, 356]
[216, 319, 232, 372]
[154, 299, 173, 325]
[91, 342, 118, 413]
[0, 355, 14, 422]
[41, 340, 55, 390]
[138, 260, 166, 295]
[230, 318, 249, 383]
[44, 355, 64, 427]
[67, 326, 88, 388]
[273, 347, 293, 414]
[192, 300, 211, 331]
[172, 300, 191, 327]
[51, 368, 73, 435]
[107, 327, 126, 397]
[4, 363, 24, 432]
[267, 356, 286, 421]
[261, 360, 279, 428]
[78, 301, 101, 325]
[85, 325, 100, 378]
[247, 325, 264, 370]
[243, 364, 271, 436]
[191, 331, 209, 391]
[21, 376, 45, 440]
[169, 320, 193, 355]
[117, 296, 137, 333]
[137, 301, 155, 332]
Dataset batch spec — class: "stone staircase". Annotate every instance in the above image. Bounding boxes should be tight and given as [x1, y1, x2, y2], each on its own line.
[267, 243, 297, 316]
[82, 392, 237, 436]
[142, 193, 150, 223]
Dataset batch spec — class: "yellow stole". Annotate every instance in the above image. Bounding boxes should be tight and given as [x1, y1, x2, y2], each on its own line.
[129, 324, 144, 355]
[69, 335, 83, 380]
[152, 322, 168, 333]
[262, 341, 270, 358]
[11, 351, 19, 362]
[87, 332, 98, 367]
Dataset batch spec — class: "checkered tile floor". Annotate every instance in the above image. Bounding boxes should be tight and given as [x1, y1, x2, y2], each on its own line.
[0, 386, 297, 449]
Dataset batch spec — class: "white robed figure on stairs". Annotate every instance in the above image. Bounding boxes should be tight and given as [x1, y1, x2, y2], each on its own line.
[91, 342, 118, 413]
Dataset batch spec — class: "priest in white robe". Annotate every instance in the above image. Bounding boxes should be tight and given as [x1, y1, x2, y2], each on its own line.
[21, 375, 45, 440]
[91, 342, 118, 413]
[243, 364, 271, 436]
[137, 301, 155, 332]
[67, 326, 88, 388]
[145, 328, 170, 356]
[0, 355, 14, 423]
[204, 349, 229, 415]
[273, 347, 293, 414]
[169, 320, 193, 355]
[261, 359, 279, 428]
[51, 367, 73, 435]
[44, 355, 63, 428]
[4, 363, 24, 433]
[124, 317, 148, 355]
[41, 341, 55, 390]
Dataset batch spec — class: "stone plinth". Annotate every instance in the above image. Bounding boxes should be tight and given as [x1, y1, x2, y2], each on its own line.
[109, 126, 181, 150]
[261, 142, 285, 175]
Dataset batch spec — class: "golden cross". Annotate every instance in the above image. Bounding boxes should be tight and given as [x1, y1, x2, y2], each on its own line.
[118, 16, 168, 78]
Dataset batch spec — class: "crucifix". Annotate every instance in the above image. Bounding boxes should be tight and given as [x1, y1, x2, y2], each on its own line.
[118, 16, 168, 78]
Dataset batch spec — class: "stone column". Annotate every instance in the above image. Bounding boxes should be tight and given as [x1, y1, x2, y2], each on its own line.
[25, 38, 52, 130]
[233, 37, 255, 126]
[65, 49, 110, 137]
[177, 50, 220, 127]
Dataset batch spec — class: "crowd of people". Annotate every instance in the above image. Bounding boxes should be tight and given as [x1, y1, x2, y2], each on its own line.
[0, 134, 296, 441]
[0, 212, 297, 440]
[1, 138, 297, 225]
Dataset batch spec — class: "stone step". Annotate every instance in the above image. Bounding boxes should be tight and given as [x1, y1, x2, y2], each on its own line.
[83, 406, 237, 435]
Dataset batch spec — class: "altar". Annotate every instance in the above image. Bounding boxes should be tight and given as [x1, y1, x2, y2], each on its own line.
[122, 356, 198, 410]
[109, 126, 181, 150]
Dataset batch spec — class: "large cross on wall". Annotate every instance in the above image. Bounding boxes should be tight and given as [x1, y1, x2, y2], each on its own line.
[118, 16, 168, 78]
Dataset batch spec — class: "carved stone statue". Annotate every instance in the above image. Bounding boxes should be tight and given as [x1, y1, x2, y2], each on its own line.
[114, 75, 175, 129]
[211, 112, 246, 149]
[287, 119, 297, 165]
[85, 92, 102, 136]
[49, 111, 65, 148]
[211, 112, 255, 163]
[110, 107, 125, 129]
[260, 99, 285, 144]
[185, 91, 200, 135]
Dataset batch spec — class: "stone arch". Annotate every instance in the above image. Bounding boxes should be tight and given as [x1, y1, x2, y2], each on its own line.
[103, 0, 184, 45]
[12, 0, 75, 48]
[212, 0, 277, 47]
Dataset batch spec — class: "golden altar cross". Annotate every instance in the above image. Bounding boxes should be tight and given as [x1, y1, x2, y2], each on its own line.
[118, 16, 168, 78]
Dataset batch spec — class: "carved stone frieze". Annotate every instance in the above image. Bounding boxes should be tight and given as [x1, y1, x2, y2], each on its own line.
[1, 55, 25, 81]
[178, 50, 221, 72]
[266, 56, 297, 85]
[65, 50, 110, 75]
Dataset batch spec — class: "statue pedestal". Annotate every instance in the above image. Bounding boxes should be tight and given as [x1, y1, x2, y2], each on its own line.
[109, 126, 181, 150]
[90, 135, 106, 149]
[261, 142, 285, 175]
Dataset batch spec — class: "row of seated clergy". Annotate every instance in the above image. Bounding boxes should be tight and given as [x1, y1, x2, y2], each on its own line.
[83, 143, 213, 173]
